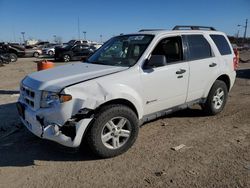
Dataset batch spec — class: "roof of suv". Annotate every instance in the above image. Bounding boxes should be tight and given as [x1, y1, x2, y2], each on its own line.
[129, 29, 225, 37]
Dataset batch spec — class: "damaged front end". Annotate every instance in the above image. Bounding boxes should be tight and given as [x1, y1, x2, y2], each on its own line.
[37, 108, 94, 147]
[18, 99, 94, 147]
[17, 81, 110, 148]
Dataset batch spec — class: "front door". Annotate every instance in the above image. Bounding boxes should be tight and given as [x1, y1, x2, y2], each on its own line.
[141, 36, 189, 115]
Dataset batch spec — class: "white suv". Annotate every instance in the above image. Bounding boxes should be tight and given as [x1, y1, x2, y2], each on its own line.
[17, 26, 237, 158]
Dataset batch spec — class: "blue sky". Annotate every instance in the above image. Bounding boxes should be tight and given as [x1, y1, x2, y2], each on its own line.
[0, 0, 249, 43]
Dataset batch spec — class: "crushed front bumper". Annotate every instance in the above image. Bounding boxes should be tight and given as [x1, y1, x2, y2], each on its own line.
[17, 102, 93, 148]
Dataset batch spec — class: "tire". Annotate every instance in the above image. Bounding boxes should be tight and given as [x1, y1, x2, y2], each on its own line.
[33, 52, 39, 58]
[87, 104, 139, 158]
[48, 50, 54, 56]
[202, 80, 228, 115]
[9, 53, 18, 62]
[63, 54, 70, 62]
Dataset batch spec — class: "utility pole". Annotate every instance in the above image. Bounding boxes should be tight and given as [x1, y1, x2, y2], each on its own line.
[100, 34, 103, 43]
[53, 35, 57, 43]
[21, 32, 25, 44]
[83, 31, 87, 40]
[77, 17, 80, 40]
[243, 19, 248, 44]
[236, 30, 240, 39]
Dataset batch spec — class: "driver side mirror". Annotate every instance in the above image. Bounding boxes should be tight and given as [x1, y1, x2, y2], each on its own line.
[143, 55, 167, 69]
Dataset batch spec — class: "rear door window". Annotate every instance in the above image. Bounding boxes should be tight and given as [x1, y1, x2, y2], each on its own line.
[185, 35, 212, 60]
[210, 34, 232, 55]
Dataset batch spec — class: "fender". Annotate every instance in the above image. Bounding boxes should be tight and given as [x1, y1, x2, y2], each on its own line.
[65, 80, 144, 120]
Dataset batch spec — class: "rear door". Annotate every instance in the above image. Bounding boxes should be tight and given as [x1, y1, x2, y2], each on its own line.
[184, 34, 220, 102]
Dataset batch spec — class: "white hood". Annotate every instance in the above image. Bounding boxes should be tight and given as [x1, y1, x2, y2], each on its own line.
[22, 62, 128, 92]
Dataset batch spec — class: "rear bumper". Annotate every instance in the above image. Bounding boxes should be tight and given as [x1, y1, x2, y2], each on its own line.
[17, 102, 93, 148]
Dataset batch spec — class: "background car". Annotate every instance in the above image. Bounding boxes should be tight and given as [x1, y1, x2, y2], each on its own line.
[54, 43, 94, 62]
[0, 43, 18, 62]
[24, 46, 42, 57]
[42, 44, 60, 56]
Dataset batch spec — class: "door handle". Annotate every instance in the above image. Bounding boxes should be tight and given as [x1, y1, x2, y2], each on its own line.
[176, 69, 186, 74]
[209, 63, 217, 67]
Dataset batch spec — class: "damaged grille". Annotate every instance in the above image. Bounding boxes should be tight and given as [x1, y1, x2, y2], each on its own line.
[20, 85, 36, 108]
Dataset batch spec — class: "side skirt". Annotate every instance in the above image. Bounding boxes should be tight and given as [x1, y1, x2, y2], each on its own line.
[140, 98, 206, 125]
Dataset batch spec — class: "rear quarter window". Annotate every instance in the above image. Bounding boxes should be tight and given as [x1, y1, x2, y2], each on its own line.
[210, 34, 232, 55]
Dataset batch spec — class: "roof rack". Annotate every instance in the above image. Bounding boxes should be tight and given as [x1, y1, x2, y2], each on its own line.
[172, 25, 216, 31]
[139, 29, 165, 32]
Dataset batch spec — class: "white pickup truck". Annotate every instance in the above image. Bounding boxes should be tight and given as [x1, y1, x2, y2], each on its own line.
[17, 26, 237, 158]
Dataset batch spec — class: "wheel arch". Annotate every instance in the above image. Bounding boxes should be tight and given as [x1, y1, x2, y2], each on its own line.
[216, 74, 230, 91]
[80, 98, 140, 147]
[204, 74, 231, 99]
[96, 98, 139, 118]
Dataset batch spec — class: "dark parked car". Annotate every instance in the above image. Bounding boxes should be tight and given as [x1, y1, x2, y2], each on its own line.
[54, 44, 95, 62]
[0, 43, 18, 62]
[6, 44, 26, 57]
[0, 43, 41, 58]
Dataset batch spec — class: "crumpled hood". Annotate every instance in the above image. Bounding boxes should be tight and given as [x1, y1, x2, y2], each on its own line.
[22, 62, 128, 92]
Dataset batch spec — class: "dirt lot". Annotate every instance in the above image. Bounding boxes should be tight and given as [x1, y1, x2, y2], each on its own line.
[0, 54, 249, 188]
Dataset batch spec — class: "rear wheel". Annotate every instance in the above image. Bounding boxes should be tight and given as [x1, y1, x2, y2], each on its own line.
[33, 52, 39, 58]
[202, 80, 228, 115]
[48, 50, 54, 56]
[63, 54, 70, 62]
[87, 104, 139, 158]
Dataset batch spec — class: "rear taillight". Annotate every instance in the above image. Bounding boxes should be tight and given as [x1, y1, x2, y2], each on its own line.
[233, 48, 239, 70]
[233, 57, 238, 70]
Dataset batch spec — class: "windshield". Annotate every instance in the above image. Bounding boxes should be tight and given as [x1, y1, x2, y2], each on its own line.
[67, 40, 76, 46]
[87, 34, 154, 67]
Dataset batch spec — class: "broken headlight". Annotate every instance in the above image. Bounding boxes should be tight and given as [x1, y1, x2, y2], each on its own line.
[40, 91, 72, 108]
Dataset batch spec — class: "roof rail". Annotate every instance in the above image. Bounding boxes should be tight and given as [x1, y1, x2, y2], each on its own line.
[172, 25, 216, 31]
[139, 29, 165, 32]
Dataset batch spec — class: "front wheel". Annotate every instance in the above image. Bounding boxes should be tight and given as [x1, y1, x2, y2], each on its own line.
[202, 80, 228, 115]
[87, 104, 139, 158]
[63, 54, 70, 62]
[9, 53, 18, 62]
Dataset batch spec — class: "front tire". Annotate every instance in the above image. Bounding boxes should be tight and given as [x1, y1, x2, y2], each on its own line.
[9, 53, 18, 62]
[63, 54, 70, 62]
[87, 104, 139, 158]
[202, 80, 228, 115]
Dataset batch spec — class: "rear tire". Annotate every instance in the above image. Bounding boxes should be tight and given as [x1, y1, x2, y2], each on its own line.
[33, 52, 39, 58]
[87, 104, 139, 158]
[202, 80, 228, 115]
[48, 50, 54, 56]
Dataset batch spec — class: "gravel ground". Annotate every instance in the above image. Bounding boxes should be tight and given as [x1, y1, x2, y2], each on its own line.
[0, 54, 249, 188]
